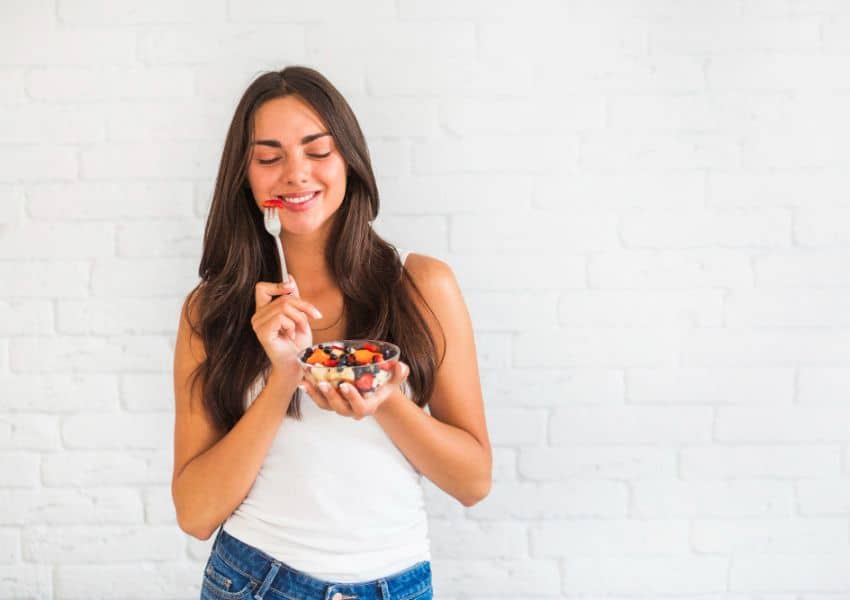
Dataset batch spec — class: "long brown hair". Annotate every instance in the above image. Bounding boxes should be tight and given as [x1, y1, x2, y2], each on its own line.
[184, 66, 443, 432]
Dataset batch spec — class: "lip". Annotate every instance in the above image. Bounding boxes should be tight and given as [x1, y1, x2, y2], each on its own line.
[275, 191, 319, 212]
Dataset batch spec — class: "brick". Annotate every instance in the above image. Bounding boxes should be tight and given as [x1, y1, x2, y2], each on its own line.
[309, 22, 475, 62]
[451, 213, 617, 252]
[710, 171, 850, 207]
[22, 525, 183, 563]
[91, 258, 198, 297]
[648, 18, 820, 53]
[481, 367, 623, 407]
[467, 291, 559, 331]
[1, 374, 118, 412]
[709, 55, 850, 89]
[106, 101, 231, 142]
[122, 373, 173, 412]
[29, 66, 195, 101]
[466, 481, 628, 520]
[62, 412, 171, 450]
[716, 407, 850, 442]
[27, 182, 194, 219]
[142, 486, 175, 524]
[368, 140, 409, 177]
[486, 408, 547, 446]
[139, 25, 305, 65]
[622, 209, 791, 248]
[634, 480, 794, 516]
[80, 142, 219, 179]
[559, 290, 723, 326]
[564, 556, 727, 594]
[0, 300, 54, 335]
[681, 328, 850, 365]
[373, 215, 448, 255]
[378, 174, 534, 216]
[681, 445, 841, 479]
[57, 297, 183, 335]
[727, 289, 850, 327]
[519, 446, 676, 481]
[0, 29, 134, 65]
[628, 367, 794, 404]
[430, 557, 561, 596]
[367, 56, 533, 97]
[0, 453, 40, 487]
[57, 0, 225, 24]
[55, 563, 202, 599]
[0, 566, 51, 598]
[117, 219, 205, 257]
[581, 133, 738, 169]
[796, 208, 850, 246]
[0, 489, 142, 525]
[10, 336, 172, 372]
[798, 480, 850, 515]
[798, 367, 850, 404]
[756, 250, 850, 287]
[349, 97, 435, 138]
[0, 145, 77, 181]
[517, 327, 681, 367]
[536, 171, 705, 212]
[531, 519, 690, 557]
[590, 249, 753, 289]
[550, 406, 712, 444]
[231, 0, 394, 20]
[0, 414, 60, 450]
[0, 222, 113, 258]
[42, 451, 171, 486]
[730, 554, 850, 591]
[429, 520, 527, 559]
[0, 104, 104, 144]
[415, 135, 578, 174]
[441, 96, 605, 135]
[694, 517, 850, 553]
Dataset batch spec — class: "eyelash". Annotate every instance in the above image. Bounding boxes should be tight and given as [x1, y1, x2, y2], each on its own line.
[258, 153, 331, 165]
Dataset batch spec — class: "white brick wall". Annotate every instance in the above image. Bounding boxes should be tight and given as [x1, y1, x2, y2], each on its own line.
[2, 1, 850, 598]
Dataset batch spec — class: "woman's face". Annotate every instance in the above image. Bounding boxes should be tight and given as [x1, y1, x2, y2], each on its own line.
[246, 95, 348, 236]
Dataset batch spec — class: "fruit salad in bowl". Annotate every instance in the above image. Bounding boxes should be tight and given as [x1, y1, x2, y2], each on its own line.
[298, 339, 400, 394]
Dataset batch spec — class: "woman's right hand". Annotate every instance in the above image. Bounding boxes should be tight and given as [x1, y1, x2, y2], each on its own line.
[251, 276, 321, 375]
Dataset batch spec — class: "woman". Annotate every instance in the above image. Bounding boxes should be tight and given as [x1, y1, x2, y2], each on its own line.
[171, 66, 492, 600]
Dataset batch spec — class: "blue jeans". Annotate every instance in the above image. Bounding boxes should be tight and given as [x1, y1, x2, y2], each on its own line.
[200, 526, 433, 600]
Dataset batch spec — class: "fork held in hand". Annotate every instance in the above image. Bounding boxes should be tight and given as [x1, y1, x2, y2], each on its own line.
[263, 206, 290, 285]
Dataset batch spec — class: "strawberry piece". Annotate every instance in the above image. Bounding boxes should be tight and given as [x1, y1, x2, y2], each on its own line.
[322, 359, 339, 367]
[262, 198, 286, 208]
[354, 372, 374, 392]
[362, 343, 379, 352]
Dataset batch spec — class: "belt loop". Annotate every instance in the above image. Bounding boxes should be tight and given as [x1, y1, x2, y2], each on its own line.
[378, 579, 390, 599]
[253, 560, 281, 600]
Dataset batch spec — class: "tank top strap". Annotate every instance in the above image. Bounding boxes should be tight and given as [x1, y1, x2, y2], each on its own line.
[398, 248, 411, 266]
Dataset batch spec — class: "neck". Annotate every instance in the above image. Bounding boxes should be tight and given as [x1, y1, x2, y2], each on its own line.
[280, 226, 336, 297]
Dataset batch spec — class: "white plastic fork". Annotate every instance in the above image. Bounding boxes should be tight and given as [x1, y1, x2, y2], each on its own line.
[263, 206, 290, 284]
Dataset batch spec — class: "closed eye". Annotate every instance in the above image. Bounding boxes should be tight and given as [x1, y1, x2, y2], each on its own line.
[259, 153, 331, 165]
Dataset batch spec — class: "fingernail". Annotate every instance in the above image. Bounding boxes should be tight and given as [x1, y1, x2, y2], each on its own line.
[318, 381, 329, 392]
[297, 384, 306, 392]
[340, 383, 351, 393]
[313, 308, 323, 318]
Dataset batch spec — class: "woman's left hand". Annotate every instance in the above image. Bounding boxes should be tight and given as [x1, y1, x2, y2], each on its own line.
[300, 361, 410, 419]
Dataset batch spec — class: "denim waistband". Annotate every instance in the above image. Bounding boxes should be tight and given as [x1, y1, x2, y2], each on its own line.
[210, 525, 432, 600]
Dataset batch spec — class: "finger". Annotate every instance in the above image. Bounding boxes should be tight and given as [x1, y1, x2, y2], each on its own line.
[254, 292, 322, 322]
[254, 277, 298, 310]
[389, 361, 409, 385]
[252, 310, 297, 342]
[300, 380, 330, 410]
[339, 382, 372, 418]
[318, 381, 355, 417]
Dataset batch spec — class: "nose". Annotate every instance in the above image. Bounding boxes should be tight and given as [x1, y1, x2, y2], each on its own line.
[280, 151, 309, 184]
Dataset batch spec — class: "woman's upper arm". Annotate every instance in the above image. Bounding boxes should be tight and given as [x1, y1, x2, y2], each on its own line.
[405, 254, 492, 456]
[172, 293, 224, 489]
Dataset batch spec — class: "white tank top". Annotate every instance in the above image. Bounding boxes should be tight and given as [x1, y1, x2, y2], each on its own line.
[222, 248, 430, 582]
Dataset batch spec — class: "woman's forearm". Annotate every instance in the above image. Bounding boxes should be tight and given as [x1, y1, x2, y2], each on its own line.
[374, 388, 492, 507]
[172, 369, 297, 539]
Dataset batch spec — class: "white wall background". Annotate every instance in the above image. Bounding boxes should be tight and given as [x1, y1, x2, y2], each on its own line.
[2, 0, 850, 598]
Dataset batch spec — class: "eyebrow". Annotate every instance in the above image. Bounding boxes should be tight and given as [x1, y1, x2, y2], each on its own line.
[251, 132, 332, 148]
